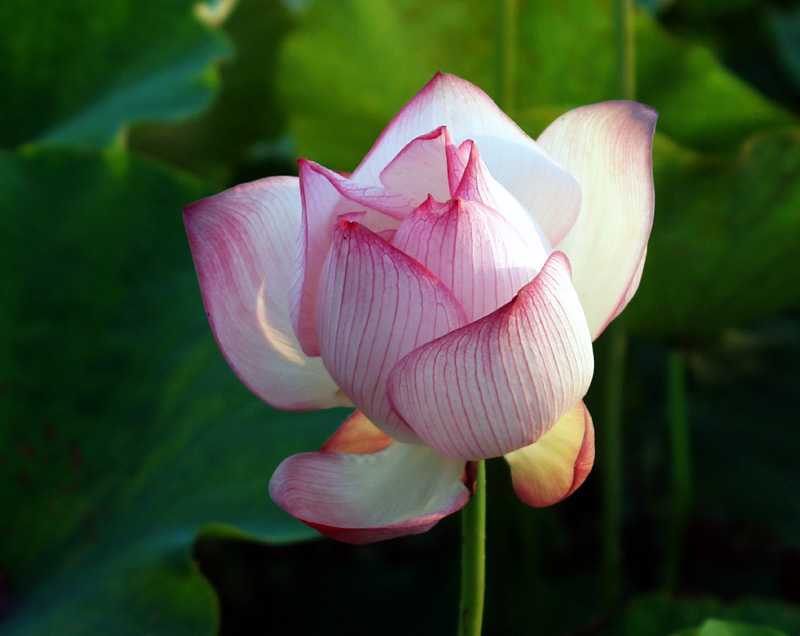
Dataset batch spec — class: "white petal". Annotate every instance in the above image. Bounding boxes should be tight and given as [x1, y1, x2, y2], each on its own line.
[184, 177, 349, 410]
[538, 101, 657, 339]
[269, 419, 470, 544]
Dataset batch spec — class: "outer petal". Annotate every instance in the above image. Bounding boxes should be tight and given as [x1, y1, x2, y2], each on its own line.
[317, 221, 467, 443]
[352, 72, 582, 246]
[183, 177, 348, 411]
[537, 101, 657, 339]
[387, 251, 594, 461]
[391, 198, 546, 322]
[504, 401, 595, 507]
[291, 160, 414, 356]
[269, 435, 470, 544]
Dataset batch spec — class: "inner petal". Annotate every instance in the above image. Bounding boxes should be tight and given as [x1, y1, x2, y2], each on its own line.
[316, 220, 467, 443]
[391, 198, 548, 322]
[379, 126, 454, 203]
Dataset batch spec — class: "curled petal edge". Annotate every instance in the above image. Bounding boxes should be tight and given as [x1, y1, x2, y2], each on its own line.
[504, 401, 595, 507]
[269, 412, 471, 544]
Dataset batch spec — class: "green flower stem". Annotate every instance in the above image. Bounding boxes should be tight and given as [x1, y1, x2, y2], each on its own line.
[598, 0, 636, 609]
[498, 0, 519, 115]
[664, 348, 692, 590]
[459, 460, 486, 636]
[600, 322, 627, 608]
[614, 0, 636, 101]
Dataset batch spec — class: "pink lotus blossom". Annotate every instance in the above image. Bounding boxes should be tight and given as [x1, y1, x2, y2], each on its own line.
[184, 73, 656, 543]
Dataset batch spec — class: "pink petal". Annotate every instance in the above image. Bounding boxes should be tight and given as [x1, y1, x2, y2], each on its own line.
[184, 177, 349, 411]
[537, 101, 657, 339]
[379, 126, 453, 203]
[504, 401, 595, 507]
[317, 220, 467, 443]
[391, 197, 546, 322]
[352, 72, 582, 245]
[453, 140, 551, 247]
[291, 160, 415, 356]
[387, 251, 593, 461]
[269, 434, 470, 544]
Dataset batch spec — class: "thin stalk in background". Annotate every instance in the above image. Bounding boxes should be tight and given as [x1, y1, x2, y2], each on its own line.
[664, 348, 692, 590]
[498, 0, 519, 116]
[459, 461, 486, 636]
[615, 0, 636, 101]
[599, 0, 637, 609]
[599, 323, 627, 608]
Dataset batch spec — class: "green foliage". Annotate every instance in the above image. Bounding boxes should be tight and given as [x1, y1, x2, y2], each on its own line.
[625, 131, 800, 340]
[129, 0, 294, 182]
[0, 1, 338, 634]
[0, 0, 231, 149]
[672, 619, 789, 636]
[599, 593, 800, 636]
[0, 147, 344, 635]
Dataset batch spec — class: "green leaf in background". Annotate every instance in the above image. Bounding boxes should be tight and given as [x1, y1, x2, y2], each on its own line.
[624, 129, 800, 341]
[769, 6, 800, 94]
[0, 148, 342, 635]
[598, 593, 800, 636]
[130, 0, 294, 183]
[278, 0, 795, 172]
[0, 0, 231, 150]
[671, 618, 790, 636]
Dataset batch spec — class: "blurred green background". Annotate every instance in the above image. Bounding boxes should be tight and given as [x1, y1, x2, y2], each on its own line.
[2, 0, 800, 634]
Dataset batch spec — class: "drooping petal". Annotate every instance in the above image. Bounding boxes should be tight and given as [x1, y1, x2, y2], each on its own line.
[317, 220, 467, 443]
[379, 126, 453, 203]
[352, 73, 582, 245]
[184, 177, 349, 411]
[537, 101, 657, 339]
[322, 410, 393, 454]
[504, 401, 595, 507]
[391, 198, 546, 322]
[291, 160, 414, 356]
[387, 251, 593, 461]
[269, 436, 470, 544]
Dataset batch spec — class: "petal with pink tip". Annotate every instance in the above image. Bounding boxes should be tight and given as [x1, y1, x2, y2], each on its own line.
[379, 126, 453, 203]
[183, 177, 349, 411]
[387, 251, 593, 461]
[269, 439, 470, 544]
[291, 160, 414, 356]
[317, 221, 467, 443]
[504, 401, 595, 507]
[453, 140, 551, 247]
[391, 198, 547, 322]
[353, 73, 581, 245]
[537, 101, 657, 339]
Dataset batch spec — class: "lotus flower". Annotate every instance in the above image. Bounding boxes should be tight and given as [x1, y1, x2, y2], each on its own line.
[184, 73, 656, 543]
